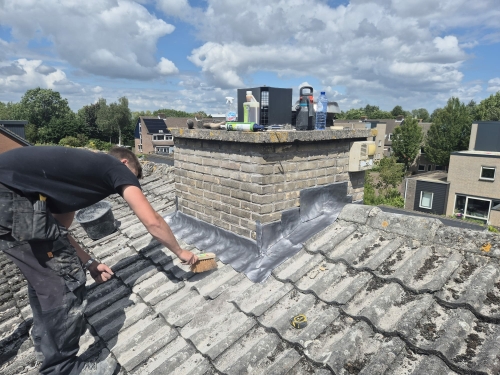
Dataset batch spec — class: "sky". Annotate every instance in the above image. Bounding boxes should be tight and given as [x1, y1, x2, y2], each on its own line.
[0, 0, 500, 115]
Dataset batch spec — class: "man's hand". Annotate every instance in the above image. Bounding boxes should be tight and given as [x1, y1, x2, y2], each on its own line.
[179, 250, 198, 265]
[88, 262, 114, 283]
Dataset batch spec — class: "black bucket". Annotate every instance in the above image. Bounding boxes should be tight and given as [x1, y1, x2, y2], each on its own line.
[76, 201, 116, 240]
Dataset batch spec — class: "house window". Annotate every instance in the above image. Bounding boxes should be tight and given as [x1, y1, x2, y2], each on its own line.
[159, 130, 163, 133]
[166, 135, 173, 141]
[388, 133, 393, 141]
[419, 191, 433, 209]
[454, 194, 491, 224]
[435, 165, 444, 171]
[427, 165, 432, 171]
[420, 147, 425, 154]
[418, 165, 426, 171]
[378, 140, 382, 147]
[138, 145, 142, 152]
[480, 167, 495, 181]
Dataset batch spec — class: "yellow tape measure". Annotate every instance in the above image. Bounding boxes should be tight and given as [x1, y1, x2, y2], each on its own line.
[291, 314, 308, 329]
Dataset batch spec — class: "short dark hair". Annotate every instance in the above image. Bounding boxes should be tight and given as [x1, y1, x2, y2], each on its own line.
[108, 147, 143, 179]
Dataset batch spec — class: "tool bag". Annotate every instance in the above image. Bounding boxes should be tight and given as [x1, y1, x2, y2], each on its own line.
[0, 186, 60, 242]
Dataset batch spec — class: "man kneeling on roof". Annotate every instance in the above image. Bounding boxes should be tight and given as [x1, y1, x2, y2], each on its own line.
[0, 146, 198, 375]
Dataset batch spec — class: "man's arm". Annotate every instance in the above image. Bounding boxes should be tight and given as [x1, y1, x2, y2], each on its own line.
[121, 185, 198, 265]
[52, 211, 114, 283]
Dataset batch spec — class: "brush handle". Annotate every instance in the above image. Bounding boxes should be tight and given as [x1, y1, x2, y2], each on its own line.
[180, 252, 216, 265]
[197, 253, 216, 260]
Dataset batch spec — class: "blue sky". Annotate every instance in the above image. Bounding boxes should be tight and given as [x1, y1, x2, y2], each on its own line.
[0, 0, 499, 115]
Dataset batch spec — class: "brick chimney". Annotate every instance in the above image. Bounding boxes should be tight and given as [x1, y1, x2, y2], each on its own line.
[157, 113, 166, 119]
[170, 129, 373, 249]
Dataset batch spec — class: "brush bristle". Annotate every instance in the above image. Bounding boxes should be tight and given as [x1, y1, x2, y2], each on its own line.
[190, 258, 218, 273]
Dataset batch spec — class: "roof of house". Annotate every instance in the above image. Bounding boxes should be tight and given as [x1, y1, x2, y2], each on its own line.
[452, 150, 500, 158]
[2, 164, 500, 375]
[0, 125, 31, 147]
[408, 170, 448, 183]
[140, 117, 170, 134]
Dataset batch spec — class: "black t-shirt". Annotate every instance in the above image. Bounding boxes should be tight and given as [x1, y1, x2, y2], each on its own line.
[0, 146, 141, 213]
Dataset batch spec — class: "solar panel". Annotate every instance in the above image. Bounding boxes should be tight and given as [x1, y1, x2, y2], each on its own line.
[143, 118, 170, 134]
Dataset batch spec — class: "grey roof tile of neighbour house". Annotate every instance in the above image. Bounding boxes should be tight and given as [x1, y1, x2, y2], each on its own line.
[2, 165, 500, 374]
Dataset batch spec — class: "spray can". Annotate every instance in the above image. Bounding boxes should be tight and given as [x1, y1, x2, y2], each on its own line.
[225, 97, 237, 122]
[243, 91, 260, 123]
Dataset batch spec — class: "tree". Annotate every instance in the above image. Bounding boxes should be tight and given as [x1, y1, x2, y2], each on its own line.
[78, 102, 103, 140]
[391, 118, 424, 171]
[376, 156, 405, 191]
[476, 91, 500, 121]
[18, 88, 72, 128]
[342, 108, 365, 120]
[411, 108, 430, 122]
[424, 97, 471, 166]
[391, 105, 405, 117]
[0, 101, 24, 120]
[466, 100, 478, 121]
[38, 112, 86, 144]
[96, 97, 132, 146]
[364, 157, 405, 208]
[430, 108, 443, 122]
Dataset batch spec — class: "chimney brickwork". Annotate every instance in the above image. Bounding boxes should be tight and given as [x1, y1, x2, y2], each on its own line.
[171, 129, 371, 240]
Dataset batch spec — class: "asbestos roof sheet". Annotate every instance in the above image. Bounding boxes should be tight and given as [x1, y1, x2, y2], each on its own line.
[2, 166, 500, 375]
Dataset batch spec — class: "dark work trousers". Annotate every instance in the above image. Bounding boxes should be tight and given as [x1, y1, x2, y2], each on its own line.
[0, 184, 88, 374]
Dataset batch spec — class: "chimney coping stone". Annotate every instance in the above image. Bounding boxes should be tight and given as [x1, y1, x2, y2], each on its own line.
[170, 128, 371, 143]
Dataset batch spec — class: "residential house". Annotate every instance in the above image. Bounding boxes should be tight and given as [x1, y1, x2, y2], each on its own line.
[135, 116, 176, 154]
[404, 121, 500, 226]
[445, 121, 500, 225]
[404, 170, 449, 215]
[0, 120, 31, 153]
[353, 117, 440, 173]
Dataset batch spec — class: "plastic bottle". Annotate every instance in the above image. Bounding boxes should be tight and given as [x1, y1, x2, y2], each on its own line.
[224, 122, 265, 132]
[315, 91, 328, 130]
[243, 91, 259, 123]
[225, 97, 237, 122]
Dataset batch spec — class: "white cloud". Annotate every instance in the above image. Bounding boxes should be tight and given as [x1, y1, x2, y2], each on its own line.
[0, 0, 177, 79]
[165, 0, 483, 104]
[156, 57, 179, 75]
[0, 59, 82, 95]
[487, 78, 500, 93]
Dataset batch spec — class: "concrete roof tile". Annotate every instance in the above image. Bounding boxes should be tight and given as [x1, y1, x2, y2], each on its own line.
[186, 263, 243, 299]
[130, 336, 212, 375]
[85, 278, 130, 316]
[4, 165, 500, 374]
[272, 249, 324, 283]
[344, 282, 434, 336]
[295, 262, 372, 304]
[407, 303, 500, 373]
[179, 297, 256, 360]
[213, 326, 298, 375]
[107, 314, 178, 372]
[230, 277, 293, 317]
[155, 288, 206, 328]
[386, 350, 458, 375]
[305, 317, 405, 373]
[436, 254, 500, 319]
[375, 245, 463, 293]
[305, 222, 357, 253]
[258, 290, 340, 348]
[87, 295, 151, 342]
[368, 210, 442, 241]
[0, 346, 37, 375]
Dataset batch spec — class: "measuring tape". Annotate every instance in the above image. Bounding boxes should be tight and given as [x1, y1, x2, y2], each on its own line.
[291, 314, 308, 329]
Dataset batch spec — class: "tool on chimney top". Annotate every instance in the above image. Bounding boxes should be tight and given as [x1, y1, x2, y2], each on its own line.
[295, 86, 315, 131]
